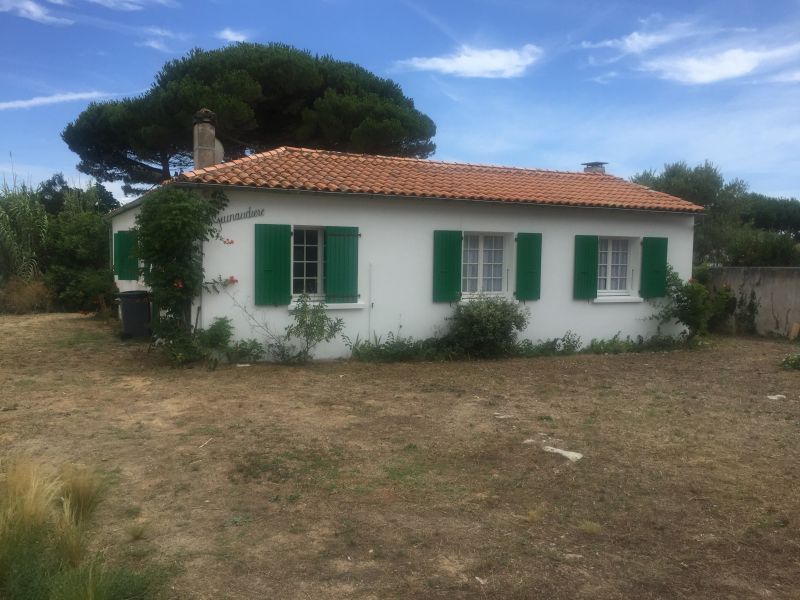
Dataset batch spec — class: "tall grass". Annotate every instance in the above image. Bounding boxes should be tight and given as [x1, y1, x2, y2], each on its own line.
[0, 460, 162, 600]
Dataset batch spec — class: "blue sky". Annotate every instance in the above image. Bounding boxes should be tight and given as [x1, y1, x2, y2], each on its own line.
[1, 0, 799, 201]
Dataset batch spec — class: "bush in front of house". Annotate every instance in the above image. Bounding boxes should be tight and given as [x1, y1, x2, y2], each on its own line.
[347, 296, 530, 361]
[443, 295, 530, 358]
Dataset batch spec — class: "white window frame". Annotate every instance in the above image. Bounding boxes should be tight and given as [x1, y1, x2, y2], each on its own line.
[596, 236, 638, 297]
[461, 232, 508, 297]
[292, 226, 325, 300]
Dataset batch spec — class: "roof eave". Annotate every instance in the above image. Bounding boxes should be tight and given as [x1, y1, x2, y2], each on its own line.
[169, 180, 704, 215]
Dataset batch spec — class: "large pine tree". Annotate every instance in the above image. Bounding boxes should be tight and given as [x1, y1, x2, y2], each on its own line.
[62, 43, 436, 194]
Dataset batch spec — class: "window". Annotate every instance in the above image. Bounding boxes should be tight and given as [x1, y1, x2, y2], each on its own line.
[597, 238, 631, 296]
[255, 223, 359, 306]
[462, 234, 505, 294]
[292, 227, 323, 296]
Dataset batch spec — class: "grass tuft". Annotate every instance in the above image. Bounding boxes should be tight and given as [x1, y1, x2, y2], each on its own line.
[0, 459, 163, 598]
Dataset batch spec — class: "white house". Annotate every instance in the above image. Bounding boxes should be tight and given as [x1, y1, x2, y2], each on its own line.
[110, 113, 702, 358]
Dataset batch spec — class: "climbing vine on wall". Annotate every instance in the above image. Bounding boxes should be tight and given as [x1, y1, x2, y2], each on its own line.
[135, 187, 227, 343]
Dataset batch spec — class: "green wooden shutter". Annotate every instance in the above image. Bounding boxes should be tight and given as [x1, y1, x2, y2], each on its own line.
[433, 230, 462, 302]
[254, 224, 291, 305]
[113, 230, 138, 281]
[325, 226, 359, 303]
[574, 235, 598, 300]
[640, 237, 669, 298]
[515, 233, 542, 301]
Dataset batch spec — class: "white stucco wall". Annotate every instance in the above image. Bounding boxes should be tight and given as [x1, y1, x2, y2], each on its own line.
[110, 207, 148, 294]
[179, 188, 695, 358]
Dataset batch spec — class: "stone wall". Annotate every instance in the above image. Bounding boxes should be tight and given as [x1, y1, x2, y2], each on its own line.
[708, 267, 800, 337]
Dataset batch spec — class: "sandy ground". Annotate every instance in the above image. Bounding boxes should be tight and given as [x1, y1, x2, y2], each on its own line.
[1, 313, 799, 599]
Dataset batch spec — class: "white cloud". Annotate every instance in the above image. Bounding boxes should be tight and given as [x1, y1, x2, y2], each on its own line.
[397, 44, 543, 78]
[0, 0, 72, 24]
[0, 90, 111, 110]
[590, 71, 619, 85]
[643, 43, 800, 84]
[216, 27, 248, 43]
[136, 38, 170, 52]
[582, 21, 700, 56]
[767, 69, 800, 83]
[86, 0, 176, 10]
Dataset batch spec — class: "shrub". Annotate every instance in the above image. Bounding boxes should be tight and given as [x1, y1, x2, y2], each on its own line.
[45, 267, 115, 312]
[267, 294, 344, 363]
[654, 266, 713, 338]
[780, 353, 800, 370]
[226, 338, 265, 363]
[516, 331, 582, 356]
[42, 190, 116, 312]
[443, 295, 529, 358]
[345, 331, 449, 362]
[0, 277, 52, 313]
[708, 283, 736, 333]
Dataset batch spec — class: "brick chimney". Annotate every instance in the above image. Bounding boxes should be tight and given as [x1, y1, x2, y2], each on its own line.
[193, 108, 224, 170]
[581, 161, 607, 174]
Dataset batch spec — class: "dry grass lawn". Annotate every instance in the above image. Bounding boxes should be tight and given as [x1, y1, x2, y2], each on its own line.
[1, 313, 799, 599]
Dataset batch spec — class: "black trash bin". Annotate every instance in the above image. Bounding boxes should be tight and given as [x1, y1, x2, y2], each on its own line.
[118, 291, 152, 339]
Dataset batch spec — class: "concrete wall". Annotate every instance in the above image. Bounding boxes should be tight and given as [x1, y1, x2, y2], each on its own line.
[112, 188, 696, 358]
[708, 267, 800, 336]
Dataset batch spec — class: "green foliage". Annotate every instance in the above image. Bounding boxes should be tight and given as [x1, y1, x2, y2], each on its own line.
[708, 283, 736, 333]
[345, 331, 450, 363]
[135, 187, 227, 342]
[0, 183, 48, 282]
[584, 333, 691, 354]
[779, 353, 800, 370]
[444, 296, 529, 358]
[0, 462, 162, 599]
[196, 316, 235, 353]
[632, 161, 800, 266]
[226, 338, 265, 363]
[654, 266, 739, 338]
[268, 294, 344, 363]
[62, 43, 436, 191]
[654, 267, 713, 338]
[36, 173, 119, 216]
[516, 331, 582, 356]
[42, 187, 115, 311]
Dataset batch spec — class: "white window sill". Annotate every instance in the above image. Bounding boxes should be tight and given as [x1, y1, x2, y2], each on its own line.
[460, 292, 507, 302]
[592, 296, 644, 304]
[289, 301, 366, 310]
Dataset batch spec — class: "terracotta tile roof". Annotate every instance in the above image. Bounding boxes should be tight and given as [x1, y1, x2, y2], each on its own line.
[173, 146, 703, 213]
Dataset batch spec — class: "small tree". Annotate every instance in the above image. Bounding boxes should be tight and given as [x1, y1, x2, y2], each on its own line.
[135, 187, 227, 337]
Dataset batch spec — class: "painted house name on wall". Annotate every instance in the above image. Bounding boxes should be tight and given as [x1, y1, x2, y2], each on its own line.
[215, 207, 266, 225]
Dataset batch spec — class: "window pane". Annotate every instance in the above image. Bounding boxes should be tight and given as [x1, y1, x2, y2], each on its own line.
[294, 229, 305, 243]
[293, 263, 303, 278]
[306, 246, 317, 262]
[307, 262, 317, 278]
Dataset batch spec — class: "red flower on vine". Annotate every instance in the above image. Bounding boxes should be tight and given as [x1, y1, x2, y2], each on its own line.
[173, 279, 184, 289]
[223, 238, 235, 245]
[227, 275, 239, 285]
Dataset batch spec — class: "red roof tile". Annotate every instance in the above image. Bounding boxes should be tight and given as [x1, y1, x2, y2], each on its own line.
[173, 147, 703, 213]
